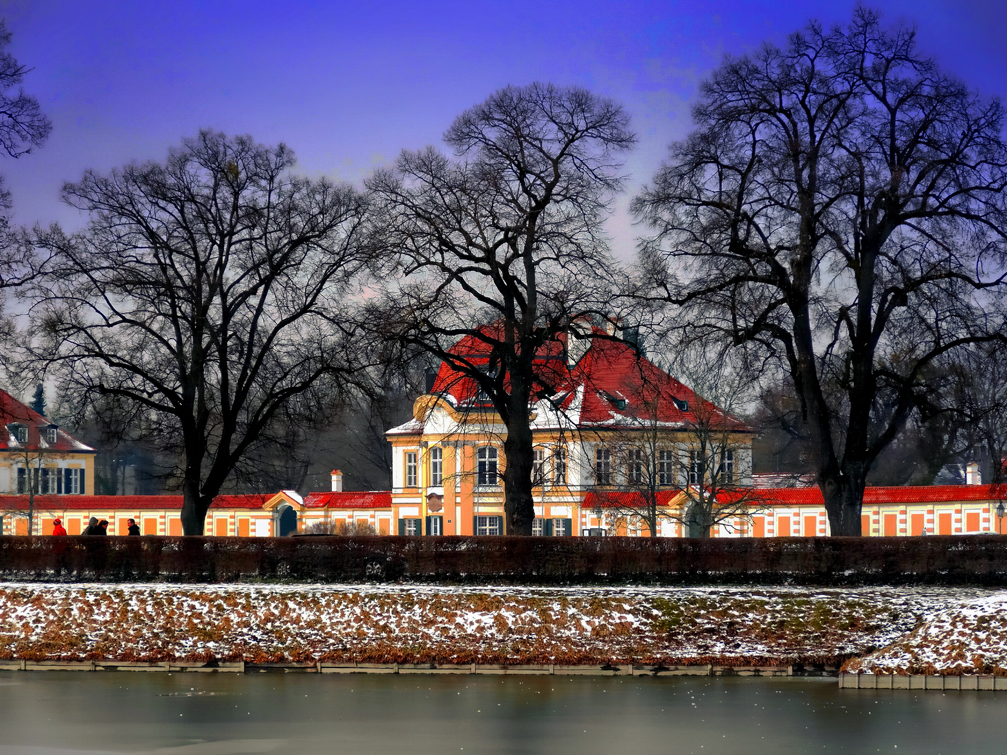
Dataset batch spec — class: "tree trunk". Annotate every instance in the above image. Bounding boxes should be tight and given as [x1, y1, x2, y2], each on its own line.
[820, 471, 866, 536]
[180, 477, 207, 535]
[503, 414, 535, 536]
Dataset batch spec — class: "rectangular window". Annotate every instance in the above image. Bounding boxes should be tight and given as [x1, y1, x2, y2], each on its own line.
[552, 518, 570, 537]
[429, 447, 443, 487]
[427, 515, 443, 536]
[689, 451, 702, 486]
[399, 518, 422, 536]
[553, 447, 566, 484]
[40, 468, 58, 494]
[595, 448, 611, 485]
[627, 448, 644, 484]
[719, 449, 734, 484]
[45, 427, 57, 444]
[532, 518, 544, 536]
[658, 450, 675, 486]
[16, 467, 26, 494]
[477, 447, 498, 486]
[65, 468, 83, 495]
[13, 425, 27, 444]
[405, 451, 418, 487]
[475, 515, 501, 536]
[532, 447, 546, 484]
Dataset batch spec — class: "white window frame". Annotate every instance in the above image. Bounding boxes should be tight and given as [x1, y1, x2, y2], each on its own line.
[719, 449, 735, 484]
[45, 427, 57, 444]
[66, 468, 82, 495]
[429, 447, 443, 487]
[532, 518, 544, 536]
[477, 447, 498, 486]
[553, 447, 567, 484]
[428, 516, 443, 536]
[595, 448, 612, 485]
[553, 519, 570, 536]
[475, 515, 501, 536]
[689, 450, 702, 486]
[658, 450, 674, 486]
[404, 518, 421, 536]
[405, 451, 418, 487]
[532, 447, 546, 484]
[627, 448, 644, 485]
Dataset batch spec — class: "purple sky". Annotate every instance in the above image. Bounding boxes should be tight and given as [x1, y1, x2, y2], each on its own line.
[2, 0, 1006, 259]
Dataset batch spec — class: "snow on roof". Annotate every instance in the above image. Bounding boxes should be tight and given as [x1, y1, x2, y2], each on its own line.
[385, 418, 423, 435]
[0, 389, 95, 453]
[422, 326, 751, 433]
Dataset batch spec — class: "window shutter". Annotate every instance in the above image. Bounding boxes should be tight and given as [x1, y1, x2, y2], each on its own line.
[561, 518, 572, 536]
[80, 470, 85, 495]
[473, 516, 478, 535]
[17, 468, 25, 494]
[398, 519, 406, 536]
[57, 472, 63, 495]
[543, 519, 553, 536]
[425, 515, 432, 536]
[494, 516, 504, 535]
[64, 469, 70, 494]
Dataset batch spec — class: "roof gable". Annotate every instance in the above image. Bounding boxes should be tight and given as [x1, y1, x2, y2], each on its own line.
[0, 389, 95, 453]
[424, 327, 750, 432]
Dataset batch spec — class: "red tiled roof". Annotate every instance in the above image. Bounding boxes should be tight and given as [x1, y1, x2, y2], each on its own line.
[0, 389, 94, 453]
[303, 491, 392, 509]
[0, 494, 272, 511]
[429, 326, 750, 431]
[733, 485, 1006, 507]
[582, 490, 680, 508]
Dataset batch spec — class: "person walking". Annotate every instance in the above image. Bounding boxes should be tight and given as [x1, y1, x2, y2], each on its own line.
[52, 518, 67, 536]
[97, 520, 109, 535]
[127, 519, 141, 536]
[81, 517, 99, 535]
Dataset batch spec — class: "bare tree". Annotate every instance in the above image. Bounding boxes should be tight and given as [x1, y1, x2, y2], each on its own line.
[633, 8, 1007, 535]
[0, 19, 50, 368]
[369, 83, 635, 535]
[29, 131, 377, 534]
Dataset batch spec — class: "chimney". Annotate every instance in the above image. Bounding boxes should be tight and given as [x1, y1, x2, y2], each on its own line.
[331, 469, 343, 492]
[966, 462, 981, 486]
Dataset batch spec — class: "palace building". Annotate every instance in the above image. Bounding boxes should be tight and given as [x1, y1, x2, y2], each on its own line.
[385, 324, 755, 536]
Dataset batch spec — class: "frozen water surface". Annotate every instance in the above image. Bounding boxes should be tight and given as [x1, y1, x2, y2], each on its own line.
[0, 672, 1003, 754]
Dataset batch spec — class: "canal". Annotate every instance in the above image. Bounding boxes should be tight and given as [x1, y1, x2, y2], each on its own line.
[0, 672, 1002, 754]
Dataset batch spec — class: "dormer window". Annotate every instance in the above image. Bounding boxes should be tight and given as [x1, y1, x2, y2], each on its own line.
[9, 424, 28, 444]
[673, 398, 689, 412]
[45, 426, 58, 444]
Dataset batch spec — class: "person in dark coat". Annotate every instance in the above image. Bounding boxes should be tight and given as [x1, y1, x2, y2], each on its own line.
[81, 517, 99, 536]
[52, 518, 67, 536]
[97, 520, 109, 535]
[127, 518, 141, 536]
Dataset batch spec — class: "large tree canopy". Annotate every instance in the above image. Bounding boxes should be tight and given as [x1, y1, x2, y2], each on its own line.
[633, 7, 1007, 535]
[32, 131, 376, 533]
[369, 83, 635, 535]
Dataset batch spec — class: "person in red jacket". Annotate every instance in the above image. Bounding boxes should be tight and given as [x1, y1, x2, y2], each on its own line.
[52, 518, 67, 536]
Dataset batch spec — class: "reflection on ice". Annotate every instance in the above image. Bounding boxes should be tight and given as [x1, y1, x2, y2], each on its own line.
[0, 672, 1006, 754]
